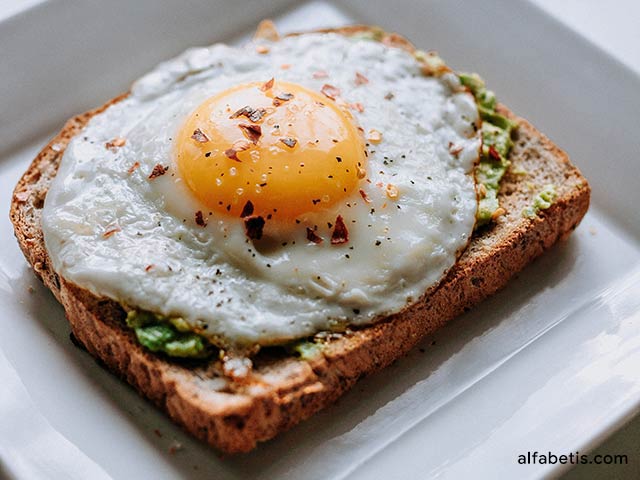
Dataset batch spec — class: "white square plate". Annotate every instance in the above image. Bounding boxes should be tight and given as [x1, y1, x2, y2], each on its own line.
[1, 1, 639, 479]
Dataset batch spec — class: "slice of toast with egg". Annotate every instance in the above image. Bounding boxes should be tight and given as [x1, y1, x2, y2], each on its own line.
[10, 24, 590, 453]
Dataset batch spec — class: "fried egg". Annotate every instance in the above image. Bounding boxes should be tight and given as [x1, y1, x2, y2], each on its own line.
[42, 31, 481, 347]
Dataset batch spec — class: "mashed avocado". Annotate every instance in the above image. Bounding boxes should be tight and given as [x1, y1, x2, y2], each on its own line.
[522, 184, 557, 218]
[126, 310, 211, 358]
[459, 73, 518, 226]
[291, 341, 323, 360]
[126, 309, 329, 361]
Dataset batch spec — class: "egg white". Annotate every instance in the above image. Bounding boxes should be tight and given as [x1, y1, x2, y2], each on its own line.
[42, 33, 480, 347]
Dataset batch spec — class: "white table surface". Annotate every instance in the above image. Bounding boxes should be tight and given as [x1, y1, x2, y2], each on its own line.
[532, 0, 640, 76]
[1, 1, 638, 478]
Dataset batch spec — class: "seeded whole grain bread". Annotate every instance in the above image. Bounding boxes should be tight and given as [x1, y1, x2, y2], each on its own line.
[10, 25, 590, 453]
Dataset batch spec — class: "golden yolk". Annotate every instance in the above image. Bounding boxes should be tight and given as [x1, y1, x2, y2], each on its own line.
[175, 80, 366, 220]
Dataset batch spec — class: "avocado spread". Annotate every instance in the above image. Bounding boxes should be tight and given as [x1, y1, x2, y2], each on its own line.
[291, 341, 323, 360]
[459, 73, 518, 226]
[522, 184, 557, 218]
[126, 310, 212, 358]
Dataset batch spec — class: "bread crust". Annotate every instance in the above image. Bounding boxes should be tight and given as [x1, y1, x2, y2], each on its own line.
[10, 27, 590, 453]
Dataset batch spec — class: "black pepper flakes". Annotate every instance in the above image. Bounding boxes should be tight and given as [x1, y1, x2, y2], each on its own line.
[195, 210, 207, 227]
[244, 216, 265, 240]
[240, 200, 254, 218]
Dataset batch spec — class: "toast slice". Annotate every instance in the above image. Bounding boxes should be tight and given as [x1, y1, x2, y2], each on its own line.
[10, 26, 590, 453]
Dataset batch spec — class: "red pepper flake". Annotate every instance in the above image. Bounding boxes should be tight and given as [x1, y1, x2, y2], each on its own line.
[195, 210, 207, 227]
[145, 264, 154, 272]
[238, 123, 262, 144]
[488, 145, 501, 161]
[273, 92, 294, 105]
[354, 72, 369, 86]
[230, 106, 251, 119]
[259, 77, 274, 92]
[359, 189, 371, 203]
[105, 137, 126, 149]
[249, 108, 266, 122]
[244, 215, 265, 240]
[280, 137, 297, 148]
[350, 102, 365, 113]
[191, 128, 209, 143]
[224, 149, 240, 161]
[253, 19, 280, 42]
[225, 140, 251, 161]
[331, 215, 349, 245]
[275, 92, 294, 101]
[313, 70, 328, 79]
[280, 64, 291, 70]
[321, 84, 341, 100]
[306, 227, 323, 244]
[230, 106, 266, 122]
[127, 161, 140, 175]
[102, 225, 121, 238]
[448, 142, 463, 157]
[148, 164, 169, 179]
[240, 200, 254, 218]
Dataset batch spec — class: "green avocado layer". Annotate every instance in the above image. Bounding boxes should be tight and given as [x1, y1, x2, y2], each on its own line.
[125, 309, 327, 361]
[126, 310, 211, 358]
[459, 73, 518, 226]
[290, 340, 323, 360]
[522, 184, 557, 218]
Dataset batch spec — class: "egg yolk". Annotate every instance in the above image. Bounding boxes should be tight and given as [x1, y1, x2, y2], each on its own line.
[175, 80, 366, 220]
